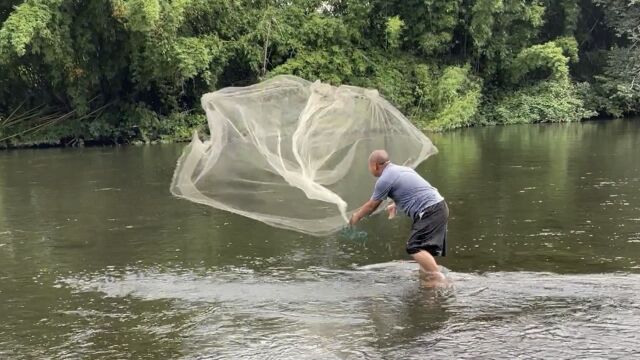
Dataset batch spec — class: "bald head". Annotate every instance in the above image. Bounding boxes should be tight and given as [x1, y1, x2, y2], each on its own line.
[369, 150, 390, 165]
[368, 150, 390, 177]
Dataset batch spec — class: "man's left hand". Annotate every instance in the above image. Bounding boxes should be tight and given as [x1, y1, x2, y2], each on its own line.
[348, 212, 359, 226]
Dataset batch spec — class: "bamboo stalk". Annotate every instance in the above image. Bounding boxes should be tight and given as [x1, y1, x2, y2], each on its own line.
[1, 102, 113, 142]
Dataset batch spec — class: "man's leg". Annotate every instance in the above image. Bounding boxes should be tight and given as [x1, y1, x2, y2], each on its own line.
[411, 250, 445, 282]
[411, 250, 439, 272]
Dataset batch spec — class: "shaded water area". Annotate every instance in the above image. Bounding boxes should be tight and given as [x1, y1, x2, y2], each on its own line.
[1, 119, 639, 358]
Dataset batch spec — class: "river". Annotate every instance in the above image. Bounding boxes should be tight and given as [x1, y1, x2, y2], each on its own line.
[1, 119, 639, 359]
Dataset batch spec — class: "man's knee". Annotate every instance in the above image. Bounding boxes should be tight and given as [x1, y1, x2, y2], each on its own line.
[410, 248, 439, 259]
[410, 250, 427, 260]
[411, 250, 439, 270]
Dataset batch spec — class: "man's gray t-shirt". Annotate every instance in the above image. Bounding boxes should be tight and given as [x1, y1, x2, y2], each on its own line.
[370, 163, 444, 220]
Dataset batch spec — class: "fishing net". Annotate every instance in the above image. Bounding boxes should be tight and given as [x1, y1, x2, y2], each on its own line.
[170, 75, 437, 236]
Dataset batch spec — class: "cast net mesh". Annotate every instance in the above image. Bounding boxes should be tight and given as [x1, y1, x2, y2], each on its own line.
[170, 75, 437, 236]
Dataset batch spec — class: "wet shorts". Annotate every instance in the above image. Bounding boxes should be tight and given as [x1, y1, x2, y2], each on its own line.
[406, 200, 449, 256]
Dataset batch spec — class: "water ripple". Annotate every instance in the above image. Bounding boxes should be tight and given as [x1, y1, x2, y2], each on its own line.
[49, 263, 640, 359]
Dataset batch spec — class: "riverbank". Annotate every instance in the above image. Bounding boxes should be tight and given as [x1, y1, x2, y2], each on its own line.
[1, 109, 621, 150]
[0, 111, 205, 149]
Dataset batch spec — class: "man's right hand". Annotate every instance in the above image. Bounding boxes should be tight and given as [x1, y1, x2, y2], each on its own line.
[386, 203, 397, 219]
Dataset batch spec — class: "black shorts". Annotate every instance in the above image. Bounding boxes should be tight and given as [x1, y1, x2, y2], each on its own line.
[406, 200, 449, 256]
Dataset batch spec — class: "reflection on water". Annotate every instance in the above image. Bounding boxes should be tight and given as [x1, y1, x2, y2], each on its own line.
[1, 119, 640, 358]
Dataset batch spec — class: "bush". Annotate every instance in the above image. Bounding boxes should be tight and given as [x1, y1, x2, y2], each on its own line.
[412, 65, 483, 131]
[489, 80, 596, 124]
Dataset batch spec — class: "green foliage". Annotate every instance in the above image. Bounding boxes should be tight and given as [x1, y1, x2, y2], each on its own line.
[584, 48, 640, 117]
[372, 0, 460, 55]
[0, 0, 59, 58]
[490, 80, 596, 124]
[413, 65, 483, 131]
[0, 0, 638, 147]
[469, 0, 504, 48]
[270, 46, 369, 85]
[114, 0, 161, 32]
[119, 104, 203, 143]
[384, 16, 404, 49]
[469, 0, 546, 78]
[588, 0, 640, 116]
[552, 36, 579, 62]
[360, 54, 417, 112]
[560, 0, 580, 34]
[509, 40, 574, 83]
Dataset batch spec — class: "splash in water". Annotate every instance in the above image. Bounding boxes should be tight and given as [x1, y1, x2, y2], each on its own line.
[339, 226, 369, 241]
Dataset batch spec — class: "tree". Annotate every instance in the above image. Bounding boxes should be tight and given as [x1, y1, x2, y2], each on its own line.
[0, 0, 638, 147]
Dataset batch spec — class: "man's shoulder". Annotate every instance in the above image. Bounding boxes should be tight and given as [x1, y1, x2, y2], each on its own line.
[377, 164, 404, 184]
[386, 163, 415, 176]
[380, 164, 400, 178]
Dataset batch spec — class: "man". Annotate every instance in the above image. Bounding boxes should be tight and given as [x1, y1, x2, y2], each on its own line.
[349, 150, 449, 281]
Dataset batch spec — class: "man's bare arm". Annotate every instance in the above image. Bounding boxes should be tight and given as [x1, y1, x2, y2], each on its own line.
[349, 199, 382, 225]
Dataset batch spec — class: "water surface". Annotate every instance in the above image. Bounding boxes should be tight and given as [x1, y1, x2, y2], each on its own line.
[1, 119, 639, 358]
